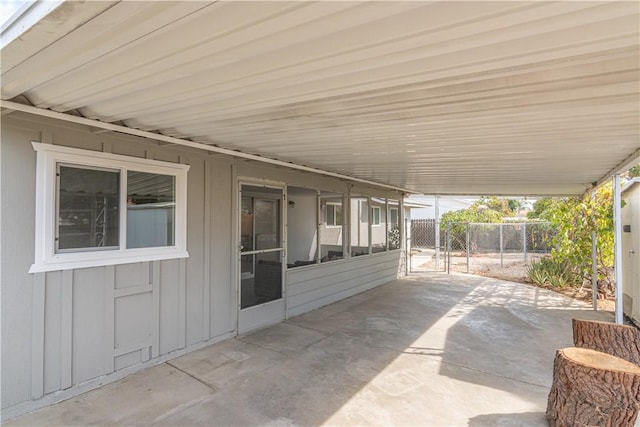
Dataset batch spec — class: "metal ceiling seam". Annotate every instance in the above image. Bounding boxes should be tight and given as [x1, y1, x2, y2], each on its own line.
[595, 148, 640, 189]
[0, 100, 417, 195]
[75, 16, 636, 118]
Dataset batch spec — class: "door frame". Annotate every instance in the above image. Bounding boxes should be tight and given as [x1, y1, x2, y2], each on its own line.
[236, 178, 287, 334]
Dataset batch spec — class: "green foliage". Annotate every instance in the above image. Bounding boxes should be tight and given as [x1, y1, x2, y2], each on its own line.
[626, 164, 640, 178]
[440, 197, 510, 228]
[388, 226, 400, 250]
[526, 257, 576, 288]
[527, 185, 614, 286]
[480, 196, 520, 216]
[527, 197, 559, 221]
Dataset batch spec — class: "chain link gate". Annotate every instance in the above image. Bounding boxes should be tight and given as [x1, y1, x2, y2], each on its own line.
[408, 219, 556, 275]
[409, 219, 445, 272]
[444, 221, 556, 275]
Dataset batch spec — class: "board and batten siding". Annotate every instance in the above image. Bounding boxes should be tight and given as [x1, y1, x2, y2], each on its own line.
[286, 250, 402, 318]
[1, 113, 405, 419]
[1, 115, 237, 418]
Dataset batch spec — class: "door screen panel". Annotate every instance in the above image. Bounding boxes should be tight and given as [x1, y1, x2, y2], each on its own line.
[240, 185, 283, 311]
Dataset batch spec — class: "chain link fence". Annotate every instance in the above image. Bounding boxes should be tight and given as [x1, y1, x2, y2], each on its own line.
[410, 220, 556, 277]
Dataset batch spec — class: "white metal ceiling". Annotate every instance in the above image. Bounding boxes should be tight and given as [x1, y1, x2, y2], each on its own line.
[2, 1, 639, 195]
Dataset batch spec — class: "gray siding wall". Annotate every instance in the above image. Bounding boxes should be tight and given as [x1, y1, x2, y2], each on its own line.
[1, 115, 236, 414]
[1, 113, 404, 416]
[287, 250, 402, 318]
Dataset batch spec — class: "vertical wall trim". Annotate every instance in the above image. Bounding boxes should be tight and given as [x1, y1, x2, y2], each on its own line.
[30, 273, 46, 399]
[60, 270, 73, 389]
[151, 262, 160, 358]
[203, 157, 212, 340]
[345, 186, 351, 257]
[231, 160, 239, 333]
[178, 258, 187, 349]
[178, 154, 187, 349]
[103, 266, 115, 374]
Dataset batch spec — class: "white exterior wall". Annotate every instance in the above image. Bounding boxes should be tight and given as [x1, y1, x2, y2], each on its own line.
[621, 182, 640, 324]
[286, 190, 317, 263]
[1, 113, 405, 418]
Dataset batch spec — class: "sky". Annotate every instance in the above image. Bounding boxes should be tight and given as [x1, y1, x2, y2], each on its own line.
[0, 0, 30, 31]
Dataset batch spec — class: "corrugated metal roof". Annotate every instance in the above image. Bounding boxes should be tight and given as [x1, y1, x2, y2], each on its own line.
[2, 1, 639, 195]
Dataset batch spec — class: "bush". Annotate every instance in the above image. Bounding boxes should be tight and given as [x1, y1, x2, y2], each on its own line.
[527, 257, 577, 288]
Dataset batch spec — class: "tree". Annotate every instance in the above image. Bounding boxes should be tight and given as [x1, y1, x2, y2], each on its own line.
[626, 164, 640, 178]
[528, 184, 614, 293]
[441, 197, 515, 252]
[440, 197, 514, 227]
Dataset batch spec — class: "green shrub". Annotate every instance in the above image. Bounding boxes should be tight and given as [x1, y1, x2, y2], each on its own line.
[527, 257, 577, 288]
[527, 260, 549, 286]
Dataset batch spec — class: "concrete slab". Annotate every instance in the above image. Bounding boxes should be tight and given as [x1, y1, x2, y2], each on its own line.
[7, 273, 614, 426]
[7, 363, 214, 426]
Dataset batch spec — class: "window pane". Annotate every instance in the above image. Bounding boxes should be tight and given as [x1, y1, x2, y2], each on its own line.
[327, 204, 335, 226]
[371, 201, 386, 252]
[127, 171, 175, 248]
[57, 165, 120, 251]
[287, 186, 318, 267]
[335, 205, 343, 225]
[320, 193, 343, 262]
[350, 196, 369, 256]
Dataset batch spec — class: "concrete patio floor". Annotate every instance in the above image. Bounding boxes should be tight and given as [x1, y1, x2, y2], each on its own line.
[7, 273, 613, 426]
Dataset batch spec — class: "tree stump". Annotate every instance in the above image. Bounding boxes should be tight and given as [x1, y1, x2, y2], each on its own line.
[547, 347, 640, 427]
[573, 319, 640, 366]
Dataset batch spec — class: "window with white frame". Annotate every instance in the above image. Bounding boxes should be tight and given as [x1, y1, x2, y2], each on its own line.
[390, 207, 399, 226]
[325, 202, 343, 227]
[371, 206, 381, 226]
[30, 143, 189, 273]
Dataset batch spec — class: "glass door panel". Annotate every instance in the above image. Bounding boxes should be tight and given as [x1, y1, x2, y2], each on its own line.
[239, 184, 285, 324]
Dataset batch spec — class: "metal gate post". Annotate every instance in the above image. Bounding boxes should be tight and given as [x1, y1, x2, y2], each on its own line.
[523, 222, 528, 262]
[405, 218, 410, 275]
[591, 230, 598, 311]
[447, 225, 451, 274]
[435, 196, 440, 271]
[466, 222, 470, 274]
[500, 223, 504, 268]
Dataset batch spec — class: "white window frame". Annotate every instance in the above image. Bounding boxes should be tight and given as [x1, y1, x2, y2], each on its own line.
[30, 143, 190, 273]
[325, 202, 343, 227]
[389, 207, 399, 226]
[371, 206, 381, 226]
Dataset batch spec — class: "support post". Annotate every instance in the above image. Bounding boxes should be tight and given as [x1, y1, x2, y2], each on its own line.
[523, 222, 528, 262]
[591, 230, 598, 311]
[613, 174, 623, 324]
[405, 217, 410, 276]
[500, 223, 504, 268]
[435, 196, 440, 271]
[447, 225, 451, 274]
[466, 222, 470, 274]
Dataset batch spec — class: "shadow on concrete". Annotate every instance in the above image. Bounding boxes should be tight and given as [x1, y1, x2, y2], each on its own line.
[7, 273, 614, 426]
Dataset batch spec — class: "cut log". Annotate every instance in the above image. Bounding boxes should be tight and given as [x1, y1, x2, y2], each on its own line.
[547, 347, 640, 427]
[573, 318, 640, 366]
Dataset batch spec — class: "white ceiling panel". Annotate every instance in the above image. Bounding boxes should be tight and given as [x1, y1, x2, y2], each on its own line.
[1, 1, 638, 195]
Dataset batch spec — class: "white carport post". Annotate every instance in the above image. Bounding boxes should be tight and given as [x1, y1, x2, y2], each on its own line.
[613, 174, 623, 324]
[435, 196, 440, 271]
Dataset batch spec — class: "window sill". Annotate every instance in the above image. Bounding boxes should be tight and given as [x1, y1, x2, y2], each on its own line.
[29, 250, 190, 273]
